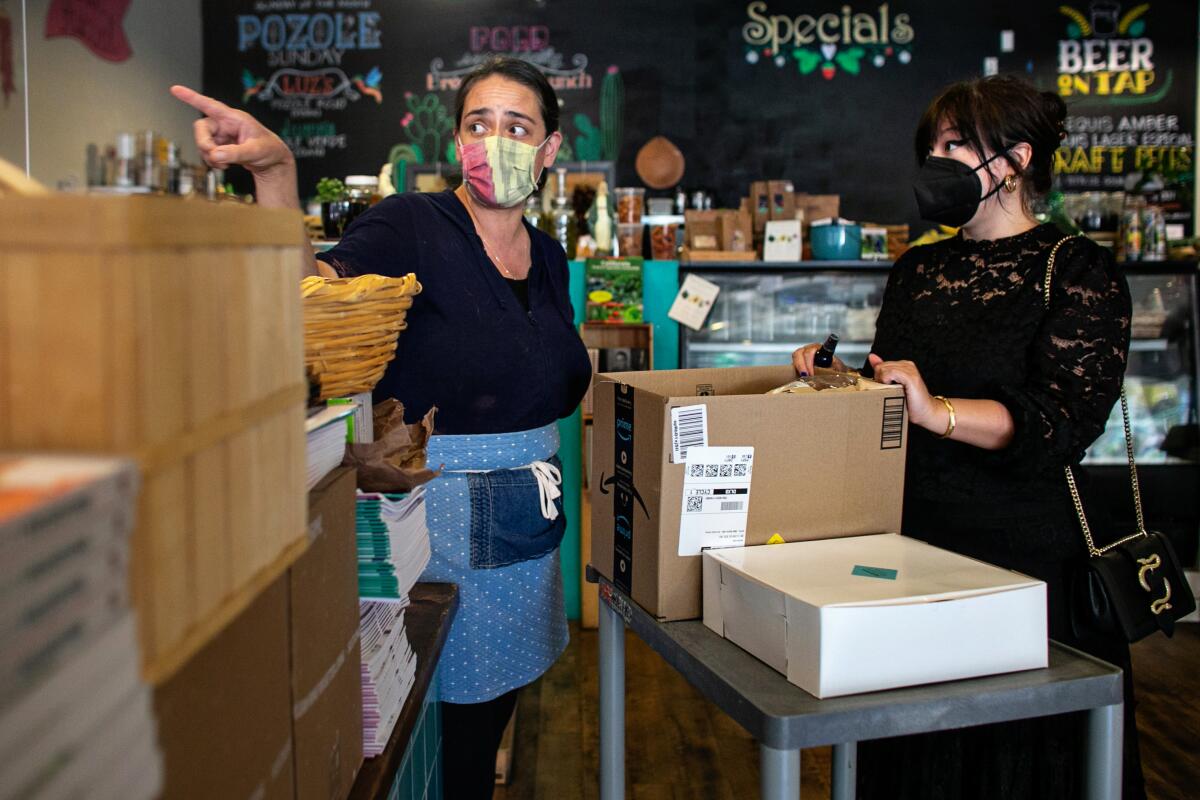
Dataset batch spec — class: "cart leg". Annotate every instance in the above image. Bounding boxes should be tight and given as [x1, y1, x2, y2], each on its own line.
[759, 744, 800, 800]
[599, 599, 626, 800]
[831, 741, 856, 800]
[1086, 702, 1123, 800]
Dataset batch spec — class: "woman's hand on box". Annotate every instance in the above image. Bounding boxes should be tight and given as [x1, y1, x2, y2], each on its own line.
[867, 355, 1016, 449]
[791, 344, 846, 376]
[867, 354, 939, 428]
[170, 85, 300, 210]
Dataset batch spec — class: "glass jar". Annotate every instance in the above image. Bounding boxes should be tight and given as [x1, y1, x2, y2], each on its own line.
[649, 223, 678, 260]
[344, 175, 379, 229]
[614, 187, 645, 224]
[617, 223, 644, 257]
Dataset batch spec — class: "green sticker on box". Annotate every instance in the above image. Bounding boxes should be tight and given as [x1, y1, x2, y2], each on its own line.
[852, 565, 898, 580]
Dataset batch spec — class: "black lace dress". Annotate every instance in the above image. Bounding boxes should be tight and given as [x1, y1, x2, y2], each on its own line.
[856, 223, 1145, 800]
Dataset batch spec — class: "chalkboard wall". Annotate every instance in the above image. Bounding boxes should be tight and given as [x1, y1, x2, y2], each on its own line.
[203, 0, 1197, 230]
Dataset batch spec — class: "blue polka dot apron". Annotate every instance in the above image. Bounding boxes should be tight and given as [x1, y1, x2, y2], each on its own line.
[419, 423, 569, 704]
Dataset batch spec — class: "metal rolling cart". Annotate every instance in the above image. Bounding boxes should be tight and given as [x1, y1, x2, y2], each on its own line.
[588, 566, 1126, 800]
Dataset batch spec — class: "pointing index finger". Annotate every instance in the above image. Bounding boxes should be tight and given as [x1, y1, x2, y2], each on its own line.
[171, 85, 232, 119]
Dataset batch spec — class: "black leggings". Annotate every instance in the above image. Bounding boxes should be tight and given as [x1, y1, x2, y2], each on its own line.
[441, 689, 520, 800]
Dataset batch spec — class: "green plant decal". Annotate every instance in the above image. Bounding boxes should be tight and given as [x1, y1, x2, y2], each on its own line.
[401, 92, 454, 168]
[574, 113, 603, 161]
[315, 177, 346, 203]
[387, 144, 423, 194]
[600, 67, 624, 162]
[835, 47, 865, 74]
[793, 48, 821, 74]
[389, 143, 423, 164]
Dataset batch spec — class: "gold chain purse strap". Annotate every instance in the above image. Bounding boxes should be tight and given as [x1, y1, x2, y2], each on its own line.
[1044, 234, 1147, 557]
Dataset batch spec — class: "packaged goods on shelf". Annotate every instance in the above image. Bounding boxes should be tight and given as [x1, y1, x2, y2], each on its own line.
[683, 209, 754, 257]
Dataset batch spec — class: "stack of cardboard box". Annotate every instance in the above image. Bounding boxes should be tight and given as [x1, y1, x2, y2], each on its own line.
[589, 365, 1048, 698]
[154, 468, 364, 800]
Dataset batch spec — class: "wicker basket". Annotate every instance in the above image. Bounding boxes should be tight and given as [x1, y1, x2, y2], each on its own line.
[302, 273, 422, 400]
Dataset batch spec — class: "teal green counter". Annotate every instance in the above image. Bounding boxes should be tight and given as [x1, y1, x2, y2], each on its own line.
[556, 260, 679, 619]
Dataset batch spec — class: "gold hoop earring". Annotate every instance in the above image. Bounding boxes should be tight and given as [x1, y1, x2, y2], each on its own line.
[1003, 175, 1018, 193]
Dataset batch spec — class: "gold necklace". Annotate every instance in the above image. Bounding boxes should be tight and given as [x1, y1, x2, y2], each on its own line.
[458, 186, 520, 279]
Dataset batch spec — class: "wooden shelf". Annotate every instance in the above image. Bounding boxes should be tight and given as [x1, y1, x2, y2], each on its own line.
[580, 321, 654, 351]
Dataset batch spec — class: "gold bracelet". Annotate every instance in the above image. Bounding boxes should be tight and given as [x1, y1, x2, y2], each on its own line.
[933, 395, 956, 439]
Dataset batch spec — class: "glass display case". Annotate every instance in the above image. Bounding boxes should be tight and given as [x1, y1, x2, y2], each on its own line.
[678, 262, 890, 371]
[1087, 267, 1197, 465]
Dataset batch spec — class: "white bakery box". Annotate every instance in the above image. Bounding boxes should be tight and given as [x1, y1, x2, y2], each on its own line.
[702, 534, 1048, 698]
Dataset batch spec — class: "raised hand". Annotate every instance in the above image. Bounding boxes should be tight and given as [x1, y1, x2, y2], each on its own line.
[170, 85, 300, 209]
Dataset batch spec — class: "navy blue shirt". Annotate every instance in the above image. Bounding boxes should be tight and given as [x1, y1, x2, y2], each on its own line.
[316, 191, 591, 435]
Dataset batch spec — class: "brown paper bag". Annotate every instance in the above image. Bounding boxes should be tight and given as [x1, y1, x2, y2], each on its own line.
[341, 400, 441, 492]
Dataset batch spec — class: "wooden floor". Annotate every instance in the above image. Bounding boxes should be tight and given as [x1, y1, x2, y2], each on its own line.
[494, 623, 1200, 800]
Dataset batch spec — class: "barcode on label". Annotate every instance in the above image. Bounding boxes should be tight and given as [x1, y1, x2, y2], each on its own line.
[719, 501, 744, 511]
[881, 397, 905, 449]
[671, 405, 709, 462]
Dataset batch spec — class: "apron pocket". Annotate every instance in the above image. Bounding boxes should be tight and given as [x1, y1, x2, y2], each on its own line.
[467, 455, 566, 569]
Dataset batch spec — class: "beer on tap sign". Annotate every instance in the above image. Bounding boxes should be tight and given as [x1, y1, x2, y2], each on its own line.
[1048, 1, 1195, 228]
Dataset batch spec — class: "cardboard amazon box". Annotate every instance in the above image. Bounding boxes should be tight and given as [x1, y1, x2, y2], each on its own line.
[589, 365, 908, 621]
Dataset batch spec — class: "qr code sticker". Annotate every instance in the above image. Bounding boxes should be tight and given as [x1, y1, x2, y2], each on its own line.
[686, 496, 703, 512]
[719, 464, 732, 477]
[733, 464, 747, 477]
[689, 464, 704, 477]
[704, 465, 719, 477]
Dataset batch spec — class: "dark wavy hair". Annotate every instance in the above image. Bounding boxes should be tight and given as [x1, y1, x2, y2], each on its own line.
[454, 56, 560, 135]
[915, 75, 1067, 211]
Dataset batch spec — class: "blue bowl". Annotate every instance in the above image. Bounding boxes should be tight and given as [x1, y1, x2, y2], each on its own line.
[810, 224, 862, 260]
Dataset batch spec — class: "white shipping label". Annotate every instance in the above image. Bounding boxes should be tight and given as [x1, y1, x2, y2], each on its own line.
[678, 446, 754, 557]
[670, 404, 709, 464]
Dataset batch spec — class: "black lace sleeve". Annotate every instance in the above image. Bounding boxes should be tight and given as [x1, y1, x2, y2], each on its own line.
[986, 238, 1131, 469]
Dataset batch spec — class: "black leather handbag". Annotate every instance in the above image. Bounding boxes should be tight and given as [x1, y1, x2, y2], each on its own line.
[1044, 235, 1196, 642]
[1064, 390, 1195, 641]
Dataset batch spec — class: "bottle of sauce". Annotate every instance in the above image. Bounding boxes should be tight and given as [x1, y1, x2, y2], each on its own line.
[588, 180, 616, 256]
[814, 333, 840, 369]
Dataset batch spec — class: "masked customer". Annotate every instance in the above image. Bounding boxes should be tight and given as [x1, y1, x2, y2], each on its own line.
[794, 76, 1142, 799]
[173, 56, 591, 800]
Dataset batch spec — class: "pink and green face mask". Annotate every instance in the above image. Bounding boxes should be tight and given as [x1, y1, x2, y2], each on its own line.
[459, 134, 550, 208]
